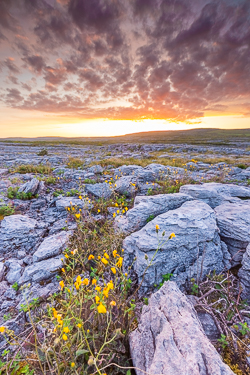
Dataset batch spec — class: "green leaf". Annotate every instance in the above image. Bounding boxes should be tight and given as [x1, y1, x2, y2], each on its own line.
[76, 349, 89, 357]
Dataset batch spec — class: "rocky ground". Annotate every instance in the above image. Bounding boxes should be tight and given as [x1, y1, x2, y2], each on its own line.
[0, 140, 250, 374]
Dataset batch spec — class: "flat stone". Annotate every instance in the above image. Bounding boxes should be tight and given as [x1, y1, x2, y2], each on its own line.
[55, 197, 90, 211]
[33, 231, 72, 262]
[19, 256, 63, 284]
[180, 183, 250, 208]
[85, 182, 113, 199]
[116, 193, 194, 234]
[130, 281, 234, 375]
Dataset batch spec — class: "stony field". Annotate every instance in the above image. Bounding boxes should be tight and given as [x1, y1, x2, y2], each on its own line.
[0, 139, 250, 374]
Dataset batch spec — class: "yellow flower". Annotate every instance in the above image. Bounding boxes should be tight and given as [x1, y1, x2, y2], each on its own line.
[62, 334, 68, 341]
[83, 278, 89, 285]
[79, 195, 82, 199]
[61, 268, 65, 273]
[75, 213, 80, 219]
[71, 362, 75, 368]
[125, 207, 128, 211]
[169, 233, 175, 239]
[88, 254, 94, 260]
[113, 249, 118, 257]
[101, 257, 108, 265]
[116, 257, 123, 268]
[155, 224, 160, 231]
[97, 302, 107, 314]
[107, 280, 114, 290]
[59, 280, 64, 290]
[97, 209, 101, 213]
[115, 203, 118, 207]
[0, 327, 5, 333]
[64, 254, 69, 259]
[110, 301, 116, 306]
[125, 273, 128, 277]
[104, 252, 109, 259]
[111, 267, 116, 274]
[77, 323, 82, 328]
[95, 295, 100, 304]
[113, 213, 116, 218]
[63, 327, 69, 333]
[103, 287, 109, 298]
[95, 286, 101, 292]
[117, 210, 120, 214]
[92, 278, 97, 285]
[53, 308, 58, 319]
[98, 255, 101, 259]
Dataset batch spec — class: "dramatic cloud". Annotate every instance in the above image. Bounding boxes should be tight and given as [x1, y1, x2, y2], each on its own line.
[0, 0, 250, 123]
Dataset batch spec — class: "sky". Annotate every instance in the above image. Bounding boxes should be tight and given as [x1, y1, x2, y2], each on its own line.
[0, 0, 250, 138]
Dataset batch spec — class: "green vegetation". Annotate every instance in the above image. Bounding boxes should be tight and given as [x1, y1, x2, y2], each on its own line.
[67, 157, 84, 169]
[12, 282, 19, 292]
[7, 187, 37, 200]
[13, 163, 53, 174]
[37, 148, 48, 156]
[0, 204, 15, 217]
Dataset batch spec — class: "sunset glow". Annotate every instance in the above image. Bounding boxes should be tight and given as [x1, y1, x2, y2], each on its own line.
[0, 0, 250, 137]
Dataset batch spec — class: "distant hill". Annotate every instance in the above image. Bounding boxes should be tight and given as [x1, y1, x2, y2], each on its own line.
[1, 128, 250, 145]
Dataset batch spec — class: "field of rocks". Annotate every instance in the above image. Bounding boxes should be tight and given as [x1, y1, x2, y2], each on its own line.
[0, 139, 250, 374]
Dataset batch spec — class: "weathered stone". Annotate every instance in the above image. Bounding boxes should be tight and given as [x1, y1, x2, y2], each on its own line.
[123, 201, 228, 294]
[180, 182, 250, 208]
[85, 182, 112, 199]
[0, 215, 46, 255]
[238, 244, 250, 302]
[87, 165, 103, 174]
[197, 311, 221, 341]
[18, 178, 40, 195]
[6, 262, 22, 284]
[114, 176, 137, 197]
[19, 256, 63, 284]
[0, 262, 5, 282]
[130, 281, 234, 375]
[113, 165, 144, 177]
[215, 201, 250, 265]
[55, 197, 91, 211]
[0, 169, 8, 176]
[116, 193, 194, 234]
[33, 231, 72, 262]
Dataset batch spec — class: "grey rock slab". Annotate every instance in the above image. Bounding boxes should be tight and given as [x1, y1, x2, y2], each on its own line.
[114, 176, 137, 197]
[87, 165, 103, 174]
[197, 311, 221, 341]
[130, 281, 234, 375]
[18, 178, 40, 195]
[85, 182, 113, 199]
[19, 256, 63, 284]
[123, 200, 226, 294]
[0, 262, 5, 282]
[6, 263, 22, 284]
[215, 201, 250, 265]
[113, 165, 144, 177]
[0, 215, 46, 255]
[55, 197, 91, 211]
[180, 182, 250, 208]
[238, 244, 250, 302]
[115, 193, 194, 234]
[33, 231, 72, 262]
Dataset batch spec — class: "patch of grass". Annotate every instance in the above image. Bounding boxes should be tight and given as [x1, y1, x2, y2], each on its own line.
[43, 176, 57, 184]
[0, 204, 15, 217]
[13, 164, 53, 174]
[237, 163, 247, 169]
[84, 178, 97, 184]
[67, 157, 84, 169]
[7, 187, 37, 200]
[37, 149, 48, 156]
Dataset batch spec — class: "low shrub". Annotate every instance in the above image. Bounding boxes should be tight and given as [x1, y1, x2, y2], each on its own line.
[7, 187, 37, 200]
[13, 164, 53, 174]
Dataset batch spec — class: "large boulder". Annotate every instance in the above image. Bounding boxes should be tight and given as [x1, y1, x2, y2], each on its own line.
[114, 176, 137, 197]
[115, 193, 194, 234]
[215, 201, 250, 265]
[130, 281, 234, 375]
[123, 201, 229, 294]
[0, 215, 46, 255]
[180, 183, 250, 208]
[55, 197, 91, 211]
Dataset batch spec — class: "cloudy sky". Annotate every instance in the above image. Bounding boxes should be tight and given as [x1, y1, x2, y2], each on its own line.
[0, 0, 250, 137]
